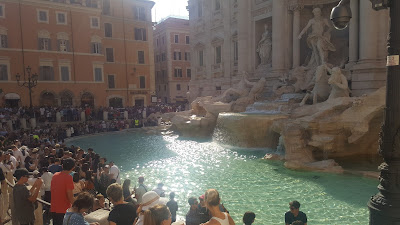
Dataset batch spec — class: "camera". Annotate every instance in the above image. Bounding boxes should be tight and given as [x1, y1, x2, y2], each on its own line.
[330, 4, 352, 30]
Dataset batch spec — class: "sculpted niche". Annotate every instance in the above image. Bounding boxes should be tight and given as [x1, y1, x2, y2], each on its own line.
[257, 24, 272, 66]
[298, 7, 336, 67]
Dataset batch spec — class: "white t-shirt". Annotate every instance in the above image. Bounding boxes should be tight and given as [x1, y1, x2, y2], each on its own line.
[110, 165, 120, 184]
[41, 172, 53, 192]
[12, 149, 23, 166]
[10, 156, 17, 172]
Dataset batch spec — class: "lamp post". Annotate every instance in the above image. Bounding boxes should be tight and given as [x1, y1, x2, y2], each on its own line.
[16, 66, 39, 109]
[331, 0, 400, 224]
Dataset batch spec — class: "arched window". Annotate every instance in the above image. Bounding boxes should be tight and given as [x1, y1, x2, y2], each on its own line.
[57, 32, 70, 52]
[38, 30, 51, 50]
[81, 92, 94, 107]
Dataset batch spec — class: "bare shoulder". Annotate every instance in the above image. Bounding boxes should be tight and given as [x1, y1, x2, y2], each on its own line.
[203, 219, 220, 225]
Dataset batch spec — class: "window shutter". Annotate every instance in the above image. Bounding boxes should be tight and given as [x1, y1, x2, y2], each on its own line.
[39, 66, 44, 80]
[143, 29, 147, 41]
[99, 44, 102, 54]
[38, 38, 42, 50]
[57, 40, 61, 51]
[3, 35, 7, 48]
[66, 40, 71, 52]
[48, 39, 52, 51]
[50, 67, 54, 80]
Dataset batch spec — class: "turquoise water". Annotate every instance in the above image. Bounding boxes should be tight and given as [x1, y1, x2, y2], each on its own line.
[68, 130, 378, 225]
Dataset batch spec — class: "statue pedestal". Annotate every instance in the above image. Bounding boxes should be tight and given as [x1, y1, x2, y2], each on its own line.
[103, 111, 108, 121]
[20, 118, 27, 129]
[29, 118, 36, 128]
[56, 112, 62, 123]
[80, 112, 86, 122]
[124, 111, 128, 120]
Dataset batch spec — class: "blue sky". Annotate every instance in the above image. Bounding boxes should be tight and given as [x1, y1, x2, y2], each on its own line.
[151, 0, 189, 22]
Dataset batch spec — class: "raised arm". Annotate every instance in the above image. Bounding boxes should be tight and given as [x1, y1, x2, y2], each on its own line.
[298, 20, 312, 39]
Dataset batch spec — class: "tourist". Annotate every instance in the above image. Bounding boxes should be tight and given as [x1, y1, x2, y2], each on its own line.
[136, 191, 168, 225]
[73, 172, 85, 197]
[186, 197, 200, 225]
[40, 167, 53, 225]
[152, 182, 165, 197]
[292, 221, 304, 225]
[122, 179, 135, 203]
[166, 192, 178, 222]
[51, 157, 76, 225]
[13, 168, 43, 225]
[99, 165, 112, 197]
[202, 189, 235, 225]
[84, 171, 96, 196]
[48, 158, 62, 174]
[0, 159, 5, 224]
[92, 194, 105, 211]
[63, 192, 99, 225]
[109, 161, 120, 184]
[285, 200, 307, 225]
[242, 212, 255, 225]
[143, 204, 171, 225]
[198, 194, 211, 224]
[135, 176, 148, 204]
[11, 145, 23, 167]
[107, 183, 137, 225]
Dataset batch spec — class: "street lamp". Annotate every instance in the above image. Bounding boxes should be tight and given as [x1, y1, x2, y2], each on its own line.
[331, 0, 400, 224]
[16, 66, 39, 109]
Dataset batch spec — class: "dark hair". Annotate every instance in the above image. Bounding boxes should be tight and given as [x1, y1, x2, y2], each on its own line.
[72, 192, 94, 212]
[289, 200, 301, 209]
[62, 157, 75, 171]
[169, 192, 175, 199]
[243, 211, 256, 225]
[188, 197, 197, 206]
[85, 171, 93, 182]
[143, 204, 170, 225]
[292, 221, 304, 225]
[73, 172, 80, 183]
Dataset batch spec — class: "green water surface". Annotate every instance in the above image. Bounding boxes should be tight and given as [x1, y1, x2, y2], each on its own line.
[67, 130, 378, 225]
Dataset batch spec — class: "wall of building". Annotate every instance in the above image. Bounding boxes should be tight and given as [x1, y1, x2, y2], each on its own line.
[0, 0, 155, 108]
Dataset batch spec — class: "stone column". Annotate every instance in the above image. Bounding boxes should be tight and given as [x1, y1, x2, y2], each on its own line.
[238, 0, 251, 73]
[56, 112, 62, 123]
[80, 111, 86, 122]
[20, 118, 27, 129]
[291, 4, 303, 68]
[29, 118, 36, 129]
[103, 111, 108, 121]
[272, 0, 287, 73]
[348, 0, 359, 64]
[358, 0, 380, 62]
[286, 11, 293, 69]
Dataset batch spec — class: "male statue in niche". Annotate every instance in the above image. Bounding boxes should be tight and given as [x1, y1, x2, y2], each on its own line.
[256, 24, 272, 65]
[298, 7, 336, 67]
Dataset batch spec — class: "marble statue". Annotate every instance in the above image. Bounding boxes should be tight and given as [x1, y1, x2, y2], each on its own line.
[213, 71, 257, 103]
[327, 66, 350, 99]
[248, 77, 266, 101]
[298, 7, 336, 67]
[300, 64, 331, 106]
[256, 24, 272, 65]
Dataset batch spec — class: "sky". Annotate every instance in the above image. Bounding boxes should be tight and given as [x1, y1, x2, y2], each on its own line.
[151, 0, 189, 22]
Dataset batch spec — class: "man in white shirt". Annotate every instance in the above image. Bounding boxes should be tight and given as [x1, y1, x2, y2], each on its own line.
[11, 145, 23, 168]
[109, 161, 120, 184]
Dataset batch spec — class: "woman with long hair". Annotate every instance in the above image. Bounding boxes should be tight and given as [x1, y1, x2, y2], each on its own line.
[201, 189, 235, 225]
[84, 171, 97, 196]
[122, 179, 135, 203]
[143, 204, 171, 225]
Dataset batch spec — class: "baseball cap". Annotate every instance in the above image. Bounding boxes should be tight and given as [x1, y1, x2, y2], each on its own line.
[14, 168, 32, 180]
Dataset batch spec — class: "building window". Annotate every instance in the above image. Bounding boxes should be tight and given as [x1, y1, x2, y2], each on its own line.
[215, 46, 222, 64]
[103, 0, 111, 15]
[56, 12, 67, 25]
[162, 53, 166, 61]
[104, 23, 112, 37]
[177, 84, 181, 91]
[174, 68, 182, 78]
[185, 52, 190, 61]
[0, 64, 8, 80]
[108, 75, 115, 88]
[134, 28, 147, 41]
[164, 85, 166, 91]
[58, 39, 69, 52]
[86, 0, 98, 8]
[233, 40, 238, 62]
[0, 34, 7, 48]
[216, 86, 221, 90]
[187, 68, 191, 78]
[91, 42, 102, 54]
[106, 48, 114, 62]
[0, 4, 5, 18]
[134, 7, 146, 21]
[37, 10, 49, 23]
[162, 36, 165, 44]
[174, 51, 181, 60]
[199, 50, 204, 66]
[215, 0, 221, 10]
[94, 66, 103, 82]
[38, 38, 51, 51]
[186, 36, 190, 44]
[139, 76, 145, 88]
[90, 17, 100, 29]
[138, 51, 145, 64]
[162, 70, 166, 82]
[174, 34, 179, 43]
[60, 66, 70, 81]
[39, 66, 55, 81]
[156, 38, 159, 46]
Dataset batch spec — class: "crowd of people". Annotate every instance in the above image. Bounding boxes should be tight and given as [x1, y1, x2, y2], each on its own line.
[0, 104, 307, 225]
[0, 104, 184, 130]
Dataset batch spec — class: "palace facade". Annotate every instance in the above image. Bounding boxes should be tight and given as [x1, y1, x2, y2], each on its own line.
[0, 0, 155, 108]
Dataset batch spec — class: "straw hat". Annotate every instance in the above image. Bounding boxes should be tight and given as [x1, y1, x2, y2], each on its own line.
[141, 191, 168, 210]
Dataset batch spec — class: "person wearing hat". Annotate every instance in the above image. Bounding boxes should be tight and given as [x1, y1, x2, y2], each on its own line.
[106, 183, 137, 225]
[135, 191, 168, 225]
[13, 168, 43, 225]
